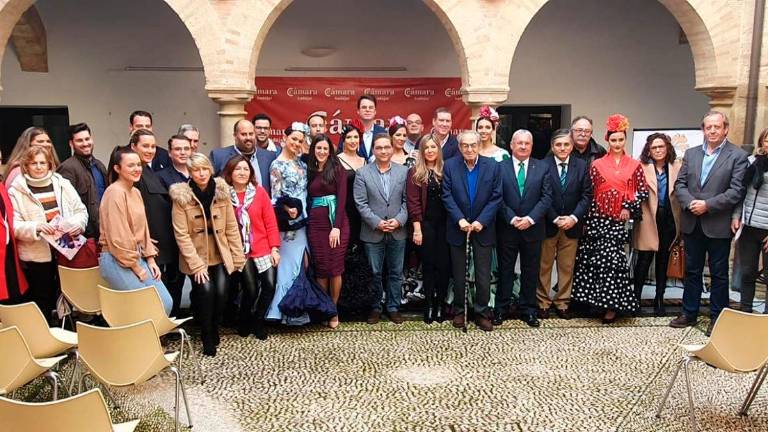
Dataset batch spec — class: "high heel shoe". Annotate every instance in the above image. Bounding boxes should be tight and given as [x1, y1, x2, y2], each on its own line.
[423, 305, 434, 324]
[329, 316, 340, 329]
[601, 310, 617, 324]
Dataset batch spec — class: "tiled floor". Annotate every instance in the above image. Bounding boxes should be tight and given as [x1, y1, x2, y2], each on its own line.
[70, 316, 767, 432]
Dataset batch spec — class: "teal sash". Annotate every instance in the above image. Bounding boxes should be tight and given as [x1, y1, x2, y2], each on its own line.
[311, 195, 337, 225]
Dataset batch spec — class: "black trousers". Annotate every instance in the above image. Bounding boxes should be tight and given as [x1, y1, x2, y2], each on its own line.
[420, 218, 450, 312]
[22, 260, 60, 324]
[496, 225, 542, 316]
[451, 238, 492, 317]
[738, 225, 768, 312]
[159, 261, 185, 317]
[239, 259, 277, 326]
[633, 205, 676, 298]
[190, 264, 228, 347]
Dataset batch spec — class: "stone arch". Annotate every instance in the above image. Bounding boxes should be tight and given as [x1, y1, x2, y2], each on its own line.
[10, 4, 46, 72]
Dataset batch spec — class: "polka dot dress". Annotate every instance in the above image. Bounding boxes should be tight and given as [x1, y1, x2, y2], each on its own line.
[572, 164, 649, 313]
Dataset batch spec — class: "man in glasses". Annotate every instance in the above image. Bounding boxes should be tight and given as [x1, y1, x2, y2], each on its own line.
[569, 116, 606, 165]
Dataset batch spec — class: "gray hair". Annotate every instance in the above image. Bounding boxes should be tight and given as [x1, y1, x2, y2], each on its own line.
[457, 130, 480, 145]
[570, 115, 593, 127]
[511, 129, 533, 143]
[178, 124, 199, 135]
[701, 110, 729, 128]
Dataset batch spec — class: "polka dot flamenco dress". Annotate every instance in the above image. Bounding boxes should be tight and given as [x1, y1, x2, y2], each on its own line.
[573, 156, 649, 313]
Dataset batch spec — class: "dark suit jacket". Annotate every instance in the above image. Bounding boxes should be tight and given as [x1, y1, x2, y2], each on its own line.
[135, 168, 177, 265]
[150, 147, 172, 172]
[210, 145, 277, 194]
[499, 157, 553, 242]
[57, 155, 107, 239]
[543, 156, 592, 238]
[442, 156, 502, 247]
[442, 135, 459, 161]
[675, 140, 748, 238]
[358, 124, 388, 161]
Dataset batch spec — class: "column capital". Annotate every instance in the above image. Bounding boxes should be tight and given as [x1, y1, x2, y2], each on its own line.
[206, 88, 255, 105]
[461, 86, 509, 105]
[206, 88, 255, 148]
[695, 85, 737, 109]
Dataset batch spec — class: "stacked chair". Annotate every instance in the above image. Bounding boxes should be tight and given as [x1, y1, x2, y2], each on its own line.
[0, 326, 65, 400]
[58, 265, 107, 329]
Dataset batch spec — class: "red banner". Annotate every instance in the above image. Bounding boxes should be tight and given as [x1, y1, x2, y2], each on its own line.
[245, 77, 470, 142]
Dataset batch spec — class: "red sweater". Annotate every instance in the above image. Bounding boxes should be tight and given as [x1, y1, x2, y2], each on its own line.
[237, 186, 281, 259]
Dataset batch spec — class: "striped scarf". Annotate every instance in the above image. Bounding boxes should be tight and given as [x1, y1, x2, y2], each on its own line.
[230, 183, 256, 254]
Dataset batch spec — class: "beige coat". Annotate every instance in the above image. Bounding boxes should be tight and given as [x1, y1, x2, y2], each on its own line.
[9, 173, 88, 262]
[633, 161, 682, 251]
[169, 177, 245, 275]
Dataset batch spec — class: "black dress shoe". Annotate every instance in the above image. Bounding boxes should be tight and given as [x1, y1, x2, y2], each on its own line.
[521, 314, 540, 328]
[669, 314, 697, 328]
[492, 311, 506, 326]
[555, 308, 572, 320]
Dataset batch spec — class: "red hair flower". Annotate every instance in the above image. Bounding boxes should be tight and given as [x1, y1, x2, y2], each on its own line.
[605, 114, 630, 134]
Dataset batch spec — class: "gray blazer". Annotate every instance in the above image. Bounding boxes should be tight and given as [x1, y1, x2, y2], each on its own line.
[675, 140, 748, 238]
[353, 162, 409, 242]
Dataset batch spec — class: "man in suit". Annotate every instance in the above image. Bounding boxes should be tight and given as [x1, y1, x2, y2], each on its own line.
[442, 130, 502, 331]
[537, 129, 592, 320]
[354, 133, 409, 325]
[210, 119, 277, 193]
[357, 95, 388, 162]
[671, 110, 748, 336]
[431, 107, 460, 161]
[129, 110, 171, 171]
[494, 129, 553, 328]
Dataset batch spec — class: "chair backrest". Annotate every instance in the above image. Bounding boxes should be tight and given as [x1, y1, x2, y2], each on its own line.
[0, 302, 61, 358]
[0, 388, 116, 431]
[709, 308, 768, 372]
[58, 266, 106, 314]
[98, 285, 171, 334]
[0, 326, 37, 394]
[76, 319, 167, 386]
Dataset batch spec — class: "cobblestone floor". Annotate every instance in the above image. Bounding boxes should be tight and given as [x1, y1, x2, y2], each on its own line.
[20, 317, 768, 431]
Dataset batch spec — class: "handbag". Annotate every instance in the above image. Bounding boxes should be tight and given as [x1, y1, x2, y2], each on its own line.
[667, 240, 685, 279]
[56, 237, 100, 269]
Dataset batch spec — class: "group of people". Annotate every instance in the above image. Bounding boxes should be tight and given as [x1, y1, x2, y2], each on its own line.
[0, 97, 760, 358]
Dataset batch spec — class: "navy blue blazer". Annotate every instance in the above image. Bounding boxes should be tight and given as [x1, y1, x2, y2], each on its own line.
[442, 156, 502, 247]
[543, 156, 593, 239]
[499, 157, 553, 241]
[442, 135, 460, 161]
[150, 147, 172, 172]
[209, 145, 277, 193]
[358, 124, 388, 161]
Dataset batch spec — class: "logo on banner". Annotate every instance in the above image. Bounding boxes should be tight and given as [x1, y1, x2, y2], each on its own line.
[255, 88, 278, 101]
[444, 88, 463, 99]
[404, 88, 434, 100]
[287, 87, 318, 100]
[324, 88, 356, 101]
[363, 88, 395, 101]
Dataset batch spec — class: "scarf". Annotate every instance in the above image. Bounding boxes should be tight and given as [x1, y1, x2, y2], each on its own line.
[592, 153, 640, 218]
[230, 184, 256, 254]
[749, 154, 768, 190]
[23, 171, 53, 188]
[191, 179, 215, 220]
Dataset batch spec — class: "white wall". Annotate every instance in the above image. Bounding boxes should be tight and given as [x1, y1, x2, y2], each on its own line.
[1, 0, 218, 163]
[1, 0, 708, 162]
[508, 0, 710, 151]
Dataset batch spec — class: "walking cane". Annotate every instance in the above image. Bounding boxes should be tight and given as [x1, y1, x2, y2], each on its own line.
[464, 230, 472, 333]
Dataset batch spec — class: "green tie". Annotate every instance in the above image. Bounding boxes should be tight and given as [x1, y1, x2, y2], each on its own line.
[517, 161, 526, 195]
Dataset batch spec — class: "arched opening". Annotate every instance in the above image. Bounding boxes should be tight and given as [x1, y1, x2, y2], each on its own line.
[505, 0, 712, 152]
[0, 0, 218, 163]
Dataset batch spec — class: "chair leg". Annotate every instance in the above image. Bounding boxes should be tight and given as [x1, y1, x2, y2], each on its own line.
[99, 383, 119, 409]
[683, 357, 698, 432]
[170, 366, 193, 429]
[656, 356, 685, 418]
[44, 371, 60, 401]
[66, 351, 81, 396]
[170, 366, 181, 432]
[182, 328, 205, 384]
[77, 371, 91, 394]
[741, 363, 768, 416]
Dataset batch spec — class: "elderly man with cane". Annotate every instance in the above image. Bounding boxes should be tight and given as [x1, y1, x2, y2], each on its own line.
[442, 130, 502, 332]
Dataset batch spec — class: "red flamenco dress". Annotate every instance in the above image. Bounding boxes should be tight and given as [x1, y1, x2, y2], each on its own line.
[0, 184, 28, 304]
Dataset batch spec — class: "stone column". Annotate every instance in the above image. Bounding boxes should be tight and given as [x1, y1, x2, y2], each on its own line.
[696, 85, 740, 142]
[462, 85, 509, 127]
[207, 89, 255, 148]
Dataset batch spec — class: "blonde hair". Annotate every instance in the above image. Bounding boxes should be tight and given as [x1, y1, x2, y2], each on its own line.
[186, 152, 214, 173]
[6, 127, 60, 176]
[20, 145, 57, 175]
[411, 135, 444, 186]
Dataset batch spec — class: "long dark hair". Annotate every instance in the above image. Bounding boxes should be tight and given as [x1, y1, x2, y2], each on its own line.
[640, 133, 676, 165]
[107, 145, 139, 184]
[307, 134, 339, 185]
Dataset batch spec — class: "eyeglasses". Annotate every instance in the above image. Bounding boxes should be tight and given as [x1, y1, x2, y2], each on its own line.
[572, 128, 593, 135]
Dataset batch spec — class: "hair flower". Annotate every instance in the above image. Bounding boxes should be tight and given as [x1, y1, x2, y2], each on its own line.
[388, 116, 406, 128]
[605, 114, 629, 134]
[479, 105, 499, 122]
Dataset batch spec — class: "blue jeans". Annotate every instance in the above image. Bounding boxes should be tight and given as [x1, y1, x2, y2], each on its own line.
[682, 223, 731, 321]
[364, 235, 406, 313]
[98, 252, 173, 316]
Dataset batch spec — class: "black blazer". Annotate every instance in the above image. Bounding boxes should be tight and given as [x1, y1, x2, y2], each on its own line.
[150, 147, 172, 172]
[442, 156, 502, 247]
[135, 168, 178, 265]
[544, 156, 593, 238]
[499, 157, 553, 242]
[442, 135, 460, 161]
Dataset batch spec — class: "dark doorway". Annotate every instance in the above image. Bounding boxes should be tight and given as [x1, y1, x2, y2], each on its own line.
[497, 105, 570, 160]
[0, 106, 70, 164]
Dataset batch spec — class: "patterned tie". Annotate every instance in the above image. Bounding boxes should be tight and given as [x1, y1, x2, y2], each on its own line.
[517, 161, 526, 196]
[559, 162, 567, 189]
